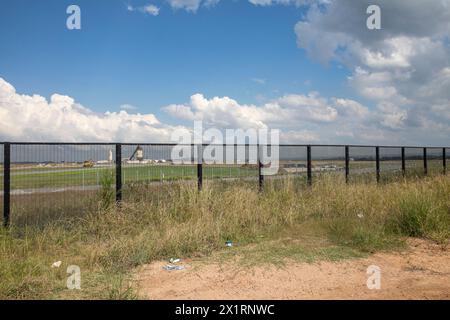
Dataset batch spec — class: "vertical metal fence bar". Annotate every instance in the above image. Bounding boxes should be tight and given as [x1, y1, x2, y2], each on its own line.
[258, 144, 264, 191]
[197, 144, 203, 191]
[443, 148, 446, 175]
[423, 147, 428, 176]
[307, 145, 312, 186]
[345, 145, 349, 184]
[3, 143, 10, 227]
[401, 147, 406, 177]
[376, 146, 380, 183]
[115, 143, 122, 204]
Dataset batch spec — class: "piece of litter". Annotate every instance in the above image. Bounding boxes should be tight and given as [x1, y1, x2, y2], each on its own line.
[169, 258, 181, 264]
[163, 264, 185, 271]
[357, 214, 364, 219]
[225, 240, 233, 247]
[51, 261, 62, 268]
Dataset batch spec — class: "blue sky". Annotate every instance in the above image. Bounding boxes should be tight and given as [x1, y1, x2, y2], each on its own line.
[0, 0, 449, 145]
[0, 1, 351, 116]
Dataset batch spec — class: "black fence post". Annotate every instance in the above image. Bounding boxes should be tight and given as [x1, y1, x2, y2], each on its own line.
[375, 146, 380, 183]
[3, 143, 10, 228]
[423, 147, 428, 176]
[307, 145, 312, 186]
[444, 148, 447, 175]
[197, 144, 203, 191]
[345, 146, 349, 184]
[258, 144, 264, 191]
[115, 143, 122, 204]
[401, 147, 406, 177]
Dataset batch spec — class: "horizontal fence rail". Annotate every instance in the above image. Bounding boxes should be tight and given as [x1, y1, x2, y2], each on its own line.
[0, 142, 449, 227]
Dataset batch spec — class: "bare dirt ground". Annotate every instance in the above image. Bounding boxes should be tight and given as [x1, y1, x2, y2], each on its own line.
[134, 239, 450, 300]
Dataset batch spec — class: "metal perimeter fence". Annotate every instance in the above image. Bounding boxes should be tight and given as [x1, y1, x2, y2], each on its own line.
[0, 142, 448, 227]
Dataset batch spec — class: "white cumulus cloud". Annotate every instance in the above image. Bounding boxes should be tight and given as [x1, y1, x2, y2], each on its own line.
[1, 75, 448, 145]
[0, 78, 175, 142]
[294, 0, 450, 143]
[162, 92, 355, 130]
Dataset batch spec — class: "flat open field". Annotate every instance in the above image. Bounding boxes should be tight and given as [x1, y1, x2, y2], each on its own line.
[0, 160, 445, 192]
[1, 164, 257, 192]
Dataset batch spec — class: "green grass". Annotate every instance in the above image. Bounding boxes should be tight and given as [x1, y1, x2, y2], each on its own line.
[205, 223, 367, 268]
[0, 174, 449, 299]
[1, 165, 258, 190]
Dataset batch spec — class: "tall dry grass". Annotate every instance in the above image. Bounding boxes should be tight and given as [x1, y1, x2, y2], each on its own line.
[0, 174, 449, 299]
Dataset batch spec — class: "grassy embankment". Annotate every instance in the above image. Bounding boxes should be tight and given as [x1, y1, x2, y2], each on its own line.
[0, 173, 449, 299]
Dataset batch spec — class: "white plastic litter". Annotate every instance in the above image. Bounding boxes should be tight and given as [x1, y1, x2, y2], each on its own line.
[169, 258, 181, 264]
[51, 261, 62, 268]
[163, 265, 185, 271]
[357, 214, 364, 219]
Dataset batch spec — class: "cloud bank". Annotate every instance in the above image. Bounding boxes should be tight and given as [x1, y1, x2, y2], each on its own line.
[161, 92, 415, 144]
[294, 0, 450, 139]
[0, 78, 175, 142]
[1, 74, 448, 145]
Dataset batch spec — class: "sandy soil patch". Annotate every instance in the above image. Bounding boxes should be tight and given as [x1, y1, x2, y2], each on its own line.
[134, 239, 450, 300]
